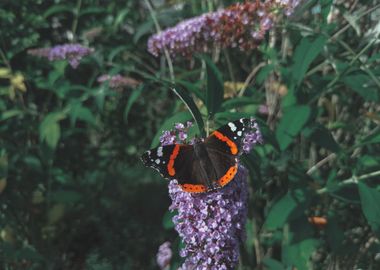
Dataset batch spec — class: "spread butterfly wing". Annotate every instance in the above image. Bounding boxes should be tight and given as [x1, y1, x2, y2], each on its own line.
[141, 144, 209, 193]
[205, 118, 251, 156]
[202, 118, 252, 188]
[205, 148, 238, 188]
[141, 144, 179, 179]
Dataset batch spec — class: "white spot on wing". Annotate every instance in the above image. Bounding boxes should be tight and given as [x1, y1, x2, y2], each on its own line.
[228, 122, 237, 132]
[155, 159, 161, 164]
[240, 118, 244, 123]
[237, 131, 242, 136]
[157, 147, 163, 157]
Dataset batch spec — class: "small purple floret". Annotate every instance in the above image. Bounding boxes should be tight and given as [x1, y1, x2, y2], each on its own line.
[28, 44, 93, 68]
[156, 241, 172, 269]
[97, 74, 140, 90]
[160, 131, 177, 146]
[242, 118, 263, 154]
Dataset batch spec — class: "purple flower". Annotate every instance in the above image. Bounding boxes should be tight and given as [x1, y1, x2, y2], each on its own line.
[159, 122, 194, 146]
[156, 241, 172, 270]
[28, 44, 94, 68]
[242, 119, 263, 153]
[169, 166, 249, 269]
[160, 131, 177, 146]
[158, 118, 262, 269]
[147, 1, 302, 58]
[97, 74, 141, 90]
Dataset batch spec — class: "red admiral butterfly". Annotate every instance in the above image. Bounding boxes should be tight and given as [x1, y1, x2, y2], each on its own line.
[141, 118, 257, 193]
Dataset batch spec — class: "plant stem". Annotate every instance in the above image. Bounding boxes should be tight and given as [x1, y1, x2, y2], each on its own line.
[317, 170, 380, 194]
[238, 62, 266, 97]
[71, 0, 82, 41]
[0, 48, 11, 69]
[144, 0, 175, 82]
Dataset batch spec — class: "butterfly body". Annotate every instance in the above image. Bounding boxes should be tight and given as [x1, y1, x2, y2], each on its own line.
[141, 118, 257, 193]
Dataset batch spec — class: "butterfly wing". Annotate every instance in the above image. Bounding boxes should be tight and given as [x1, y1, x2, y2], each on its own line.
[205, 118, 252, 155]
[204, 147, 238, 188]
[203, 118, 251, 187]
[141, 144, 207, 193]
[141, 118, 254, 192]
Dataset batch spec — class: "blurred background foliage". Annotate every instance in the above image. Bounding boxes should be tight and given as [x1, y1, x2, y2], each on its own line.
[0, 0, 380, 269]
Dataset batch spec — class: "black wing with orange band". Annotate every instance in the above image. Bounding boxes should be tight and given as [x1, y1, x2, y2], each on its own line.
[141, 144, 208, 192]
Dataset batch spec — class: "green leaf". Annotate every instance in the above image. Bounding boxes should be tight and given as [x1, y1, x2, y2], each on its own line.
[39, 112, 66, 149]
[215, 111, 253, 123]
[275, 105, 311, 150]
[262, 258, 285, 270]
[113, 9, 130, 29]
[303, 124, 341, 152]
[202, 55, 224, 117]
[150, 111, 192, 148]
[162, 210, 176, 229]
[79, 7, 106, 17]
[325, 215, 345, 252]
[343, 12, 361, 36]
[341, 73, 379, 102]
[358, 155, 380, 170]
[0, 109, 24, 121]
[124, 84, 144, 122]
[291, 35, 327, 86]
[171, 86, 205, 137]
[221, 96, 258, 110]
[320, 0, 333, 22]
[368, 52, 380, 64]
[133, 20, 154, 43]
[43, 4, 73, 18]
[175, 80, 204, 102]
[50, 190, 82, 204]
[358, 182, 380, 236]
[359, 130, 380, 146]
[256, 64, 274, 84]
[264, 189, 312, 230]
[69, 104, 97, 126]
[16, 247, 44, 261]
[282, 238, 319, 270]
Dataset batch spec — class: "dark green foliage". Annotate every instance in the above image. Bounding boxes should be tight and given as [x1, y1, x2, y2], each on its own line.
[0, 0, 380, 269]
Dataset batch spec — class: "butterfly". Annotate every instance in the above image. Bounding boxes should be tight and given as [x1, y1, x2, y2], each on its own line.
[141, 118, 256, 193]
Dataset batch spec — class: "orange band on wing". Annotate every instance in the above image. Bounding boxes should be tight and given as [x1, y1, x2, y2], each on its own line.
[167, 144, 180, 176]
[218, 164, 238, 187]
[212, 131, 238, 155]
[180, 184, 207, 193]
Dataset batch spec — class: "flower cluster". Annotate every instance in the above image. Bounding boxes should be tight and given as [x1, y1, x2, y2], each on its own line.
[148, 0, 301, 58]
[158, 119, 262, 269]
[156, 241, 172, 270]
[159, 121, 193, 146]
[170, 166, 249, 269]
[28, 44, 94, 68]
[97, 74, 141, 90]
[242, 119, 263, 153]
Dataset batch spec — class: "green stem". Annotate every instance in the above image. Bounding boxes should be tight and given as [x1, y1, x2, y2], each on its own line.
[144, 0, 175, 82]
[238, 62, 266, 97]
[0, 48, 11, 69]
[71, 0, 82, 41]
[317, 170, 380, 195]
[326, 40, 375, 89]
